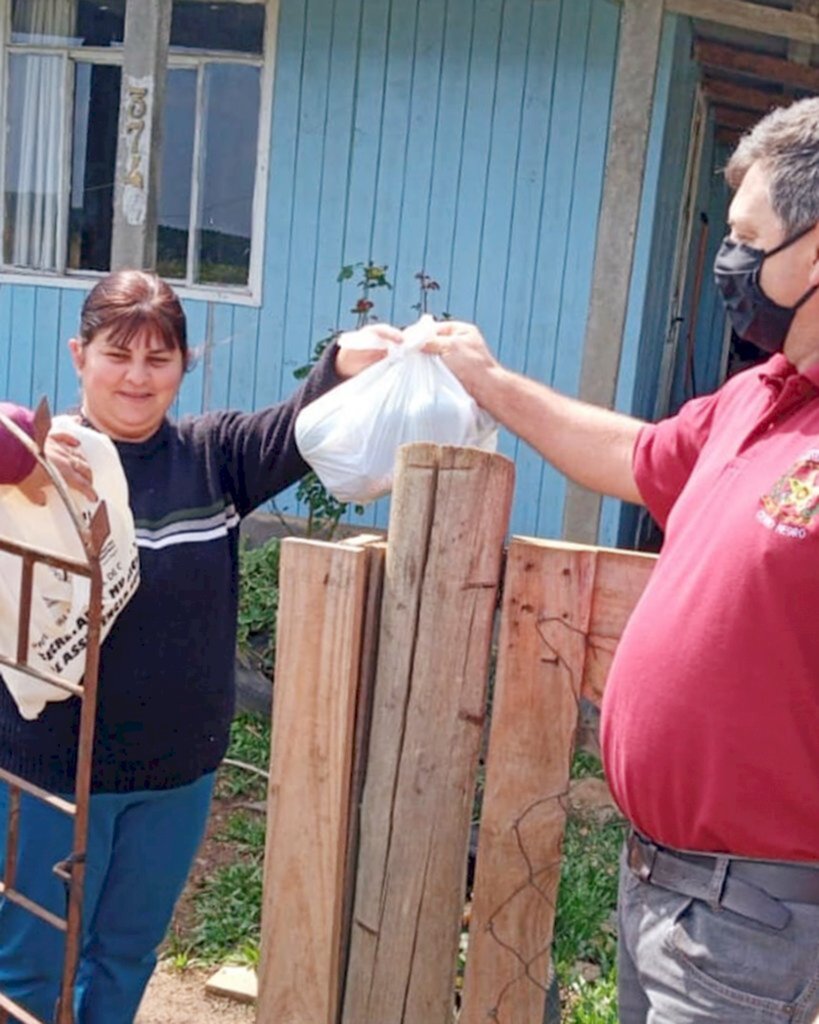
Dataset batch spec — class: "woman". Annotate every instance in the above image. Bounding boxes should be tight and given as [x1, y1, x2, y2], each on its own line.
[0, 270, 399, 1024]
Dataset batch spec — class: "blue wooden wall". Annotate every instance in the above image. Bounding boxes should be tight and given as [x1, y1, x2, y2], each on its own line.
[0, 0, 707, 545]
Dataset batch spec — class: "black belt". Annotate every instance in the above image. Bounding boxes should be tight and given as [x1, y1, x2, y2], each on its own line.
[626, 831, 819, 930]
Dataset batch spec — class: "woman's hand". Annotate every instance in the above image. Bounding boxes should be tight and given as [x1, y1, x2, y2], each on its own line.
[18, 432, 97, 505]
[334, 323, 404, 379]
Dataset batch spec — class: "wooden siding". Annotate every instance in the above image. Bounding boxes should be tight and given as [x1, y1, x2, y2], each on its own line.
[0, 0, 690, 543]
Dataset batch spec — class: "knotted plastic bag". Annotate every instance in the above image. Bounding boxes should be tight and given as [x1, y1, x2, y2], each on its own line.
[295, 315, 497, 503]
[0, 414, 140, 720]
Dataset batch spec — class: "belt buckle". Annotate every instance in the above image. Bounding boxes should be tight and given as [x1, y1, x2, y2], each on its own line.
[628, 833, 657, 882]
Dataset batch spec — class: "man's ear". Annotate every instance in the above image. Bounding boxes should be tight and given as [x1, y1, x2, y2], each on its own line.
[68, 337, 84, 372]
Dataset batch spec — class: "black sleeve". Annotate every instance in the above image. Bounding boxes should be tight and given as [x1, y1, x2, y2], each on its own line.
[209, 342, 343, 517]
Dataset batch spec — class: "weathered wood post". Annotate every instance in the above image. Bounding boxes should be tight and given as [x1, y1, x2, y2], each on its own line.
[342, 443, 514, 1024]
[255, 536, 378, 1024]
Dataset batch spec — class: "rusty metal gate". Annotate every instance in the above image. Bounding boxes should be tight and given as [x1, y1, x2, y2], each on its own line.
[0, 401, 108, 1024]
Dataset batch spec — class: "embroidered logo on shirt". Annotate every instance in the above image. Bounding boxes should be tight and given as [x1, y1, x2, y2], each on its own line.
[758, 449, 819, 539]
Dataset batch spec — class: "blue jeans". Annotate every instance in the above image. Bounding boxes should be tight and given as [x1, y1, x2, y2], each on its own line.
[0, 773, 215, 1024]
[617, 845, 819, 1023]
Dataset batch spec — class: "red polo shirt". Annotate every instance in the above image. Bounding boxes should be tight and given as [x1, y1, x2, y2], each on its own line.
[601, 353, 819, 860]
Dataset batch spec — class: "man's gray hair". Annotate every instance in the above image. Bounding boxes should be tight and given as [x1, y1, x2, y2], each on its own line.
[725, 96, 819, 235]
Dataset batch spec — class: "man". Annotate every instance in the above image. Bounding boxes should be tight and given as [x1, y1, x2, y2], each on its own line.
[426, 96, 819, 1022]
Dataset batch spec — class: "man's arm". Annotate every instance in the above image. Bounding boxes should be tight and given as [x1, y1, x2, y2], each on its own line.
[427, 322, 644, 505]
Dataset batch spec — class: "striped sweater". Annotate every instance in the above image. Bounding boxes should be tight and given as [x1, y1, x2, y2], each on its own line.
[0, 346, 341, 793]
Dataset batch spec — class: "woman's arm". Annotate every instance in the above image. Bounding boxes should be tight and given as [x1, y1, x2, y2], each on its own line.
[0, 403, 96, 502]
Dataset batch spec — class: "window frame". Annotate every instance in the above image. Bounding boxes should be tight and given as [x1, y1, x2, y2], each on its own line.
[0, 0, 276, 306]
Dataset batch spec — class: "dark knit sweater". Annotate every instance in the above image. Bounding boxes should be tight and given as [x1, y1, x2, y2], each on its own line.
[0, 346, 342, 793]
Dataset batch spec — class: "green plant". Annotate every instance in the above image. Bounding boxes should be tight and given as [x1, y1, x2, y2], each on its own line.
[217, 712, 272, 800]
[236, 538, 280, 679]
[281, 261, 448, 538]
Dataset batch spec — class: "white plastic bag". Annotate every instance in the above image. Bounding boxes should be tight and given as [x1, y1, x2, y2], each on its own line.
[0, 414, 140, 720]
[295, 315, 498, 503]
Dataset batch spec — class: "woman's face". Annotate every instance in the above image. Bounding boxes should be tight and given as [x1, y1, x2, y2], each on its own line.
[69, 327, 185, 442]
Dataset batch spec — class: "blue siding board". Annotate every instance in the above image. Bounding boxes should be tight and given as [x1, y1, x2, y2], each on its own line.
[446, 0, 504, 319]
[369, 1, 420, 322]
[207, 305, 235, 411]
[387, 0, 448, 324]
[177, 299, 208, 418]
[257, 0, 308, 413]
[229, 305, 262, 409]
[56, 289, 85, 412]
[424, 0, 473, 316]
[31, 288, 61, 408]
[340, 0, 391, 276]
[311, 0, 364, 338]
[0, 288, 14, 397]
[7, 289, 36, 406]
[539, 0, 619, 539]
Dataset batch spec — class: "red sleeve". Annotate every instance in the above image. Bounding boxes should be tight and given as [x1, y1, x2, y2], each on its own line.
[633, 391, 720, 529]
[0, 403, 36, 485]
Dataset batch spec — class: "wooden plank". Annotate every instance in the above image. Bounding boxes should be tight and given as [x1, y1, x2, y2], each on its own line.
[715, 126, 744, 148]
[711, 105, 761, 133]
[665, 0, 819, 46]
[787, 0, 819, 65]
[460, 538, 597, 1024]
[255, 538, 370, 1024]
[342, 444, 514, 1024]
[702, 76, 792, 114]
[694, 39, 819, 93]
[581, 546, 656, 705]
[566, 0, 664, 544]
[338, 541, 385, 1018]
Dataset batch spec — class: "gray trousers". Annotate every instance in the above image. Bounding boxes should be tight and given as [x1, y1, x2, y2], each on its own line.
[617, 846, 819, 1023]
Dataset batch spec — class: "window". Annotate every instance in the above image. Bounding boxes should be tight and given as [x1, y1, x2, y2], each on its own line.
[1, 0, 270, 297]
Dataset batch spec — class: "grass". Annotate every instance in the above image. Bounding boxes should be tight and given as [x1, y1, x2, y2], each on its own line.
[553, 751, 624, 1024]
[177, 715, 624, 1022]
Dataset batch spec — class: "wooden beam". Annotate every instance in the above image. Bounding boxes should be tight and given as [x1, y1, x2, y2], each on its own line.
[694, 39, 819, 93]
[703, 76, 793, 113]
[711, 105, 761, 133]
[716, 126, 744, 148]
[566, 0, 664, 543]
[788, 0, 819, 64]
[342, 444, 514, 1024]
[256, 538, 370, 1024]
[459, 540, 595, 1024]
[665, 0, 819, 46]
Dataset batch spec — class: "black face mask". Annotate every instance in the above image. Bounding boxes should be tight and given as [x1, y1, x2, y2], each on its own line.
[713, 224, 818, 354]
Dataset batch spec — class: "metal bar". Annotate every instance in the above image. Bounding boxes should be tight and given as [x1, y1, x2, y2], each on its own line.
[0, 883, 68, 932]
[56, 563, 105, 1024]
[16, 556, 34, 665]
[0, 990, 48, 1024]
[3, 788, 20, 900]
[0, 656, 85, 698]
[0, 770, 76, 818]
[0, 537, 92, 578]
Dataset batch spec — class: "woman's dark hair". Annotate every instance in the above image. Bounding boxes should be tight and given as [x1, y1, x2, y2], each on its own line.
[79, 270, 188, 364]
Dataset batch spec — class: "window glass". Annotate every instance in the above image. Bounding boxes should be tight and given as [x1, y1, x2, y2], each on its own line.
[11, 0, 125, 48]
[171, 1, 265, 55]
[4, 53, 64, 270]
[197, 63, 260, 285]
[76, 1, 126, 47]
[156, 68, 196, 281]
[68, 63, 121, 271]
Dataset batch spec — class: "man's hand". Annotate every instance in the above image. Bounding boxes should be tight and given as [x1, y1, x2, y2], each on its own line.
[334, 323, 404, 379]
[18, 433, 97, 506]
[422, 320, 500, 401]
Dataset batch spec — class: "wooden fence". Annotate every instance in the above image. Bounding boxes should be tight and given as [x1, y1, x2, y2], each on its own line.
[255, 443, 656, 1024]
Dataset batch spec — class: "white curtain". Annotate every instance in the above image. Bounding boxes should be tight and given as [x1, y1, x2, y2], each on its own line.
[8, 0, 76, 270]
